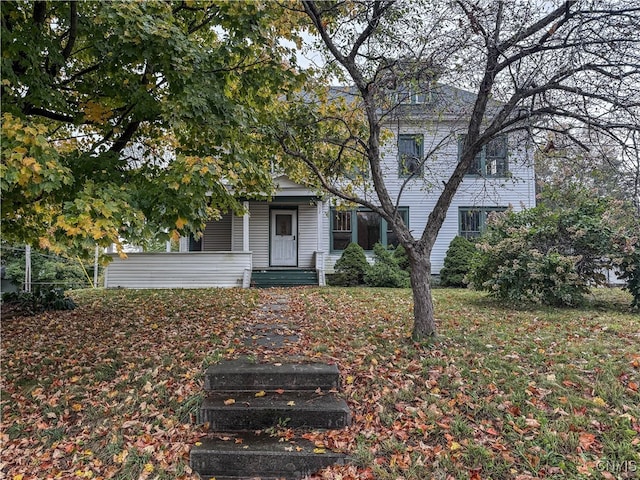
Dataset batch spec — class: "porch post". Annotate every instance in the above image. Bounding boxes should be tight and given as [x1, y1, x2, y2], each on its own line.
[24, 244, 31, 293]
[316, 200, 326, 286]
[242, 201, 250, 252]
[179, 236, 189, 252]
[316, 200, 323, 252]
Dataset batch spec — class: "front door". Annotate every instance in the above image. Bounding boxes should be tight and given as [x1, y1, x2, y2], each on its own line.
[270, 209, 297, 267]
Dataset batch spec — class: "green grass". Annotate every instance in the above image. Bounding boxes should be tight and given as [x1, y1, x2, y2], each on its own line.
[1, 286, 638, 479]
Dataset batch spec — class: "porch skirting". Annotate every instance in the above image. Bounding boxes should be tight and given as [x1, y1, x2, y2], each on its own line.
[104, 252, 252, 289]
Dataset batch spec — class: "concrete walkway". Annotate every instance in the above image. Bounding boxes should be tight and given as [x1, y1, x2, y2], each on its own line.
[239, 291, 301, 350]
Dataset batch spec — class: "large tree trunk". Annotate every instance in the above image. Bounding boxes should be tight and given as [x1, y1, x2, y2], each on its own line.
[408, 247, 436, 339]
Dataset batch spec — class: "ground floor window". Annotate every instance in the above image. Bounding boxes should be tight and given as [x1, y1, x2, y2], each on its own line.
[331, 208, 409, 251]
[459, 207, 507, 238]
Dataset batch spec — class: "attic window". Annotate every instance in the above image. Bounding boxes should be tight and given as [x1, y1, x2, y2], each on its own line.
[394, 87, 430, 105]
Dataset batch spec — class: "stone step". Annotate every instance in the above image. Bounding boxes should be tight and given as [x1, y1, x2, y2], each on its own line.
[190, 433, 348, 480]
[251, 269, 318, 288]
[204, 360, 340, 393]
[200, 391, 351, 430]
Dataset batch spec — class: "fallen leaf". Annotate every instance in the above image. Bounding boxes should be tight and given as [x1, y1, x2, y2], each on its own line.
[593, 397, 607, 407]
[224, 398, 236, 405]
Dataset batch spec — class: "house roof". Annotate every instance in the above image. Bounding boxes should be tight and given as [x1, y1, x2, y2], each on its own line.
[327, 83, 499, 121]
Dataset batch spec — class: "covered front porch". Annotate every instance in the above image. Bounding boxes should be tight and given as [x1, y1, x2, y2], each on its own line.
[104, 177, 327, 289]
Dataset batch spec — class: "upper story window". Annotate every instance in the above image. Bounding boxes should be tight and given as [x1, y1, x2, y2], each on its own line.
[459, 135, 509, 177]
[398, 134, 424, 177]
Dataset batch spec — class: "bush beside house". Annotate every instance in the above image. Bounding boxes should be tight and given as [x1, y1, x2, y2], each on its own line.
[364, 243, 410, 288]
[440, 236, 477, 288]
[467, 189, 640, 308]
[330, 242, 410, 288]
[330, 243, 369, 286]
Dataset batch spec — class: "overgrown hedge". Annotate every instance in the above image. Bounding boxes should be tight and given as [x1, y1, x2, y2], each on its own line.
[468, 188, 640, 308]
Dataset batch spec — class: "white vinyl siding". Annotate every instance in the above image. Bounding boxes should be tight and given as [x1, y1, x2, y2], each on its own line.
[202, 214, 232, 251]
[104, 252, 252, 288]
[249, 202, 269, 268]
[297, 204, 318, 269]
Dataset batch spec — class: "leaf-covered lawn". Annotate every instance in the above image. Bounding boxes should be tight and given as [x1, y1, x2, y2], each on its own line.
[1, 287, 638, 479]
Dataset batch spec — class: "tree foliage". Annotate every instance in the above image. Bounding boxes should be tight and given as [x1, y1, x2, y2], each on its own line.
[536, 132, 640, 217]
[277, 0, 640, 338]
[468, 187, 640, 307]
[1, 0, 305, 256]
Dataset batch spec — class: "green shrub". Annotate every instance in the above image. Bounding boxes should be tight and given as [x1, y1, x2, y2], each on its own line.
[333, 242, 369, 286]
[468, 188, 640, 308]
[616, 245, 640, 310]
[2, 286, 76, 315]
[440, 236, 476, 287]
[2, 243, 91, 290]
[391, 244, 410, 271]
[364, 243, 410, 288]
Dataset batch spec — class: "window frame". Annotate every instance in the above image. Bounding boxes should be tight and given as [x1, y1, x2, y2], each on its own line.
[458, 207, 507, 239]
[330, 207, 410, 252]
[393, 85, 431, 105]
[458, 135, 509, 177]
[398, 134, 424, 178]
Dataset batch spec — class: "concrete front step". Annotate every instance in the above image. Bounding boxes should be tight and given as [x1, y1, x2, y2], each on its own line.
[190, 433, 348, 480]
[200, 391, 351, 430]
[251, 269, 318, 288]
[204, 360, 340, 393]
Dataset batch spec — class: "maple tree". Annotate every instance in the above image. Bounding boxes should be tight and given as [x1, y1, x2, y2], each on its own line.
[1, 0, 305, 256]
[275, 1, 640, 338]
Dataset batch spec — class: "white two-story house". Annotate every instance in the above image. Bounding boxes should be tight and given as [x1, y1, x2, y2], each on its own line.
[104, 84, 536, 288]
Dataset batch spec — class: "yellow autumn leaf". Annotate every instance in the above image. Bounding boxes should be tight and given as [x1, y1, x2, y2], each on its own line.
[39, 237, 52, 249]
[593, 397, 607, 407]
[143, 463, 154, 473]
[346, 375, 354, 385]
[113, 449, 129, 464]
[13, 475, 24, 480]
[255, 391, 266, 397]
[224, 398, 236, 405]
[175, 217, 187, 229]
[450, 441, 462, 451]
[72, 403, 83, 412]
[313, 448, 326, 454]
[287, 401, 296, 406]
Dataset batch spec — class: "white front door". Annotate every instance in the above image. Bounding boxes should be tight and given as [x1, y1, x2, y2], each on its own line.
[270, 210, 297, 267]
